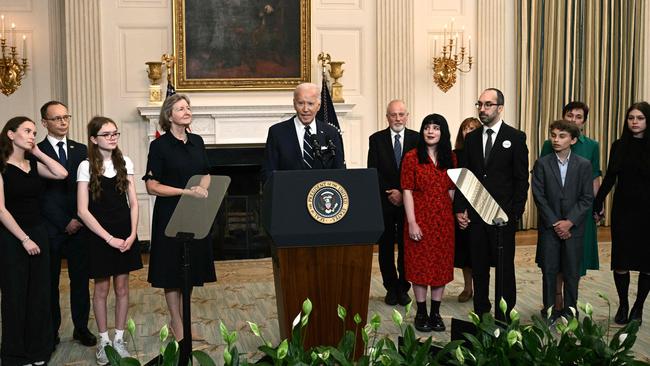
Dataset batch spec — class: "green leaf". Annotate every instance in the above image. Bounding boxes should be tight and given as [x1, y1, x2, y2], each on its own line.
[302, 298, 313, 316]
[301, 314, 309, 327]
[162, 341, 179, 366]
[277, 339, 288, 359]
[361, 326, 369, 344]
[507, 330, 517, 347]
[337, 304, 347, 321]
[247, 321, 261, 337]
[370, 313, 381, 330]
[391, 309, 403, 326]
[499, 298, 508, 317]
[509, 308, 520, 323]
[105, 345, 121, 364]
[405, 300, 412, 316]
[585, 302, 593, 316]
[126, 318, 136, 336]
[223, 348, 233, 365]
[192, 350, 216, 366]
[468, 311, 480, 325]
[219, 322, 230, 342]
[455, 346, 465, 363]
[160, 324, 169, 342]
[354, 313, 362, 325]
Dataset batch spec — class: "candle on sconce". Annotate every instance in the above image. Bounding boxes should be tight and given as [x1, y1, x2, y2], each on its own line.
[1, 15, 5, 40]
[451, 17, 455, 34]
[10, 22, 15, 47]
[22, 35, 26, 58]
[434, 36, 438, 55]
[462, 26, 465, 48]
[443, 24, 447, 46]
[455, 33, 458, 47]
[468, 36, 472, 57]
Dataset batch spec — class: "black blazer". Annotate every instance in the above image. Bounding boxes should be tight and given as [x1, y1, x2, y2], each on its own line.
[367, 127, 418, 211]
[454, 122, 529, 221]
[262, 117, 345, 182]
[38, 138, 88, 236]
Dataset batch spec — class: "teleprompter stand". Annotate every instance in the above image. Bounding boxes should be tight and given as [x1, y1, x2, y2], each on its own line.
[152, 175, 230, 365]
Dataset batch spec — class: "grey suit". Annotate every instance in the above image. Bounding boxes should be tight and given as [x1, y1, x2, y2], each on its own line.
[532, 152, 593, 312]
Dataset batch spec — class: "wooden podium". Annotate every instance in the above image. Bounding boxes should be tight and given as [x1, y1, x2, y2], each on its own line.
[262, 169, 384, 351]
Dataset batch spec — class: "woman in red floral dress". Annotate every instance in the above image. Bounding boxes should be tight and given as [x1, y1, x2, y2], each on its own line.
[401, 113, 456, 332]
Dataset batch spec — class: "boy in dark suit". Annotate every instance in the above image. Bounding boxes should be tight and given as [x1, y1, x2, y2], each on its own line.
[532, 120, 593, 320]
[39, 101, 96, 347]
[367, 99, 418, 306]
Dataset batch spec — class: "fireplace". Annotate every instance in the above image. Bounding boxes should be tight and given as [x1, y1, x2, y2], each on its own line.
[206, 145, 271, 260]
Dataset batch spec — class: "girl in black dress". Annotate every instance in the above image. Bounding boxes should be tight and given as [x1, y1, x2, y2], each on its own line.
[453, 117, 481, 303]
[77, 117, 142, 364]
[0, 117, 68, 365]
[594, 101, 650, 325]
[144, 94, 214, 341]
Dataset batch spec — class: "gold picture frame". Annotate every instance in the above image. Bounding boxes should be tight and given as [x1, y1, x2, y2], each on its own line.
[172, 0, 311, 91]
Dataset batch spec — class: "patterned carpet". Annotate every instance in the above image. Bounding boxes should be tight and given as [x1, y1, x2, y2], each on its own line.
[6, 241, 650, 365]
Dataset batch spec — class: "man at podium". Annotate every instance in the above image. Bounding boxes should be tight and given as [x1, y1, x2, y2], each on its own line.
[262, 83, 345, 182]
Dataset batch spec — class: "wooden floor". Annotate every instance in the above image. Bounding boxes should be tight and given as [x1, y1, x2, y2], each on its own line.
[6, 228, 650, 365]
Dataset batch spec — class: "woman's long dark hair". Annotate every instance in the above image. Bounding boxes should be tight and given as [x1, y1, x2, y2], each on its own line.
[416, 113, 453, 169]
[87, 116, 129, 200]
[612, 101, 650, 171]
[0, 116, 33, 173]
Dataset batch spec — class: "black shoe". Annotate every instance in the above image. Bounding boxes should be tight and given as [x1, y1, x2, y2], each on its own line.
[384, 290, 398, 306]
[614, 304, 629, 325]
[629, 305, 643, 325]
[414, 313, 433, 332]
[429, 313, 446, 332]
[397, 292, 412, 306]
[73, 328, 97, 347]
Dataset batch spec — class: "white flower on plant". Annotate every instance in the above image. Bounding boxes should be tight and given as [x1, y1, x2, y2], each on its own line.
[619, 333, 628, 344]
[292, 312, 301, 328]
[493, 328, 501, 338]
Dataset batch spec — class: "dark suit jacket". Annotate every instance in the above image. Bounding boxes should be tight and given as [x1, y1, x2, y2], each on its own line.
[262, 117, 345, 182]
[532, 153, 593, 238]
[367, 127, 418, 212]
[38, 138, 88, 236]
[454, 122, 529, 221]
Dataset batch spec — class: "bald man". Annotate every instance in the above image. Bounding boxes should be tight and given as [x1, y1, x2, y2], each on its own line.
[262, 83, 345, 181]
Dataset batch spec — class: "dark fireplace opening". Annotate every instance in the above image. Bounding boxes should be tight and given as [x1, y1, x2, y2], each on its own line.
[207, 145, 272, 260]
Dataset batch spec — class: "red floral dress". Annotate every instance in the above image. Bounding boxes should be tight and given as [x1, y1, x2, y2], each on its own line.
[400, 149, 455, 286]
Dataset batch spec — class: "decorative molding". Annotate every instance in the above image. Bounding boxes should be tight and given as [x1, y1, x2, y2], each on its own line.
[0, 0, 32, 12]
[117, 0, 167, 8]
[430, 0, 462, 14]
[64, 0, 103, 142]
[316, 27, 362, 95]
[118, 26, 169, 96]
[377, 0, 414, 129]
[316, 0, 361, 10]
[137, 104, 356, 145]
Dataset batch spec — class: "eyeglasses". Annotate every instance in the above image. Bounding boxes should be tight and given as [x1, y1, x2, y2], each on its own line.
[44, 115, 72, 122]
[96, 132, 121, 139]
[474, 102, 502, 109]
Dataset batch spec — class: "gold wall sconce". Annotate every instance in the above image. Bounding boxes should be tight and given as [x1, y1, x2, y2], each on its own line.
[0, 15, 29, 96]
[432, 19, 473, 93]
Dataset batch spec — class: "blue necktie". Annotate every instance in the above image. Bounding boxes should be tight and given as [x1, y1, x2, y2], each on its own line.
[394, 134, 402, 168]
[57, 141, 67, 167]
[303, 126, 314, 168]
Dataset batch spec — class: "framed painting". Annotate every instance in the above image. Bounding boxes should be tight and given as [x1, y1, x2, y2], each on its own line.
[172, 0, 311, 91]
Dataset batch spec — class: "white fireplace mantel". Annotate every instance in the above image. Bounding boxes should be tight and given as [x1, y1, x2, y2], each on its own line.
[137, 104, 356, 145]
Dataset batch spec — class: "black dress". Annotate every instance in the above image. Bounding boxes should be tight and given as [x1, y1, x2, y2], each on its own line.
[453, 148, 471, 268]
[82, 166, 143, 279]
[0, 156, 53, 364]
[594, 138, 650, 272]
[144, 132, 216, 288]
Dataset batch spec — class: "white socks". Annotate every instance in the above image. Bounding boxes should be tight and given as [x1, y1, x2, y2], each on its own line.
[114, 329, 124, 341]
[99, 331, 110, 344]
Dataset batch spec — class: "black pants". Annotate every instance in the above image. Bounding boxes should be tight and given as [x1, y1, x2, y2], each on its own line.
[377, 206, 410, 294]
[49, 230, 91, 334]
[1, 225, 53, 365]
[469, 221, 517, 320]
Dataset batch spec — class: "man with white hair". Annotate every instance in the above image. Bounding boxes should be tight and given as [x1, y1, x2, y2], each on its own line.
[262, 83, 345, 181]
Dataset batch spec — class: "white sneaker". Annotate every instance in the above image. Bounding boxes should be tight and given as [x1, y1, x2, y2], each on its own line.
[96, 339, 112, 365]
[113, 338, 130, 358]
